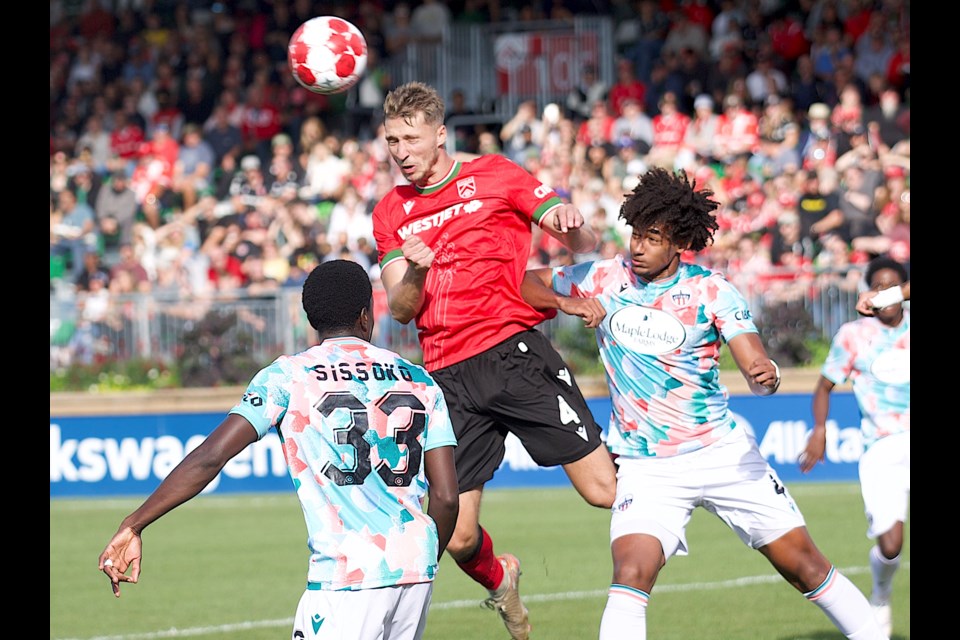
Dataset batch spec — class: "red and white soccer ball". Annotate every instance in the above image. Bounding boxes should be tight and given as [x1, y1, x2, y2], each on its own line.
[287, 16, 368, 95]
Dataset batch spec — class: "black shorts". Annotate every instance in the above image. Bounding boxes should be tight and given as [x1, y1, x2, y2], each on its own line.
[431, 329, 605, 493]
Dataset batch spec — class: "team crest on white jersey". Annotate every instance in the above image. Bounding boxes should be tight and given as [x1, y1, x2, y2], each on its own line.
[402, 200, 415, 215]
[669, 286, 693, 308]
[456, 176, 476, 199]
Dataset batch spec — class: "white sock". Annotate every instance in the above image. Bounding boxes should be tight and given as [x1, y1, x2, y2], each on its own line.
[599, 584, 648, 640]
[805, 566, 888, 639]
[869, 544, 900, 604]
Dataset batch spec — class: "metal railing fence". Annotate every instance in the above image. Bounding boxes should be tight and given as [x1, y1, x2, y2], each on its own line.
[50, 266, 867, 374]
[380, 16, 617, 121]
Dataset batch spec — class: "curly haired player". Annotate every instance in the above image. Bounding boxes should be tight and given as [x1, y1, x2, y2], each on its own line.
[523, 167, 889, 639]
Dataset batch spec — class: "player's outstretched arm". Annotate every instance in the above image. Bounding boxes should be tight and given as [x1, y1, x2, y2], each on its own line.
[98, 414, 258, 597]
[521, 268, 606, 328]
[726, 333, 780, 396]
[424, 445, 459, 559]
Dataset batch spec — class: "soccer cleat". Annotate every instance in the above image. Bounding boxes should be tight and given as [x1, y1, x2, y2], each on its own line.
[871, 599, 892, 638]
[482, 553, 531, 640]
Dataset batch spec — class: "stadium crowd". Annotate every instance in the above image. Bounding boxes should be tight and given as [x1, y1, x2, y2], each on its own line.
[50, 0, 910, 362]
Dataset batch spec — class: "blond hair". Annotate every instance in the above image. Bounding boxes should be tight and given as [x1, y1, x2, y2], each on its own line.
[383, 82, 446, 126]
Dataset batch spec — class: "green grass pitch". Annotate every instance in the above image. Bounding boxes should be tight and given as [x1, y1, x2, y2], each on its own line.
[51, 483, 909, 639]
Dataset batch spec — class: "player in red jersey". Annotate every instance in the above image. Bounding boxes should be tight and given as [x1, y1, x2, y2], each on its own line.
[373, 82, 617, 640]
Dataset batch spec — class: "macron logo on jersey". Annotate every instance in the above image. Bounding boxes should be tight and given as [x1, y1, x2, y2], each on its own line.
[403, 201, 414, 215]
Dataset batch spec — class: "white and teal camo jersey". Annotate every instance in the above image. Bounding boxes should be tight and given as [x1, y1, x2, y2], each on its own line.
[229, 337, 457, 591]
[552, 257, 758, 458]
[820, 311, 909, 450]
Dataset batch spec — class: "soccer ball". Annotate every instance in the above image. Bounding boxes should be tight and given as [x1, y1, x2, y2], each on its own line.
[288, 16, 368, 95]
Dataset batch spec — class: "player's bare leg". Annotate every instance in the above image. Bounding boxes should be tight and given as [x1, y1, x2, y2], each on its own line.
[761, 527, 889, 639]
[446, 488, 484, 561]
[759, 527, 832, 590]
[446, 488, 530, 640]
[562, 445, 618, 508]
[876, 523, 903, 560]
[599, 533, 665, 639]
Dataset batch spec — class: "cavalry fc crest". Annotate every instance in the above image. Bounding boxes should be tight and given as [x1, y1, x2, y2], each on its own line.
[457, 176, 476, 199]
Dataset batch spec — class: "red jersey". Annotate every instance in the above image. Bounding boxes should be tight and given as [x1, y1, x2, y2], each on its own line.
[111, 124, 145, 160]
[373, 154, 560, 372]
[651, 111, 691, 149]
[714, 109, 760, 157]
[240, 103, 282, 143]
[608, 81, 647, 117]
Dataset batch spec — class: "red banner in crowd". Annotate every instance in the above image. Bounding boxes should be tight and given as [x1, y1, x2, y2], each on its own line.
[494, 31, 600, 97]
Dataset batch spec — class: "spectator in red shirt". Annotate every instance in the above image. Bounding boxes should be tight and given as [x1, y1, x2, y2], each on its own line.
[78, 0, 115, 41]
[110, 110, 146, 175]
[843, 0, 874, 45]
[647, 90, 691, 169]
[130, 143, 174, 228]
[768, 9, 809, 64]
[239, 82, 283, 166]
[885, 35, 910, 95]
[147, 124, 180, 175]
[205, 244, 247, 292]
[713, 93, 759, 163]
[608, 58, 647, 117]
[575, 100, 616, 148]
[681, 0, 715, 33]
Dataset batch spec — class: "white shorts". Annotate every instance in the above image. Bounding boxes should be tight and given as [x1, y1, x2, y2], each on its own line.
[292, 582, 433, 640]
[859, 431, 910, 538]
[610, 427, 806, 559]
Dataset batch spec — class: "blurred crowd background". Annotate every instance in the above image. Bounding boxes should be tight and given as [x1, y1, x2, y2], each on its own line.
[50, 0, 910, 374]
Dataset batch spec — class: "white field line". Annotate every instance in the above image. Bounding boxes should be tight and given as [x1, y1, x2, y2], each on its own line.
[45, 483, 866, 513]
[53, 562, 908, 640]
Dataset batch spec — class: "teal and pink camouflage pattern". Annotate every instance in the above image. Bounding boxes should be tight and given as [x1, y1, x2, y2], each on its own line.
[229, 336, 457, 590]
[820, 313, 910, 450]
[552, 258, 759, 459]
